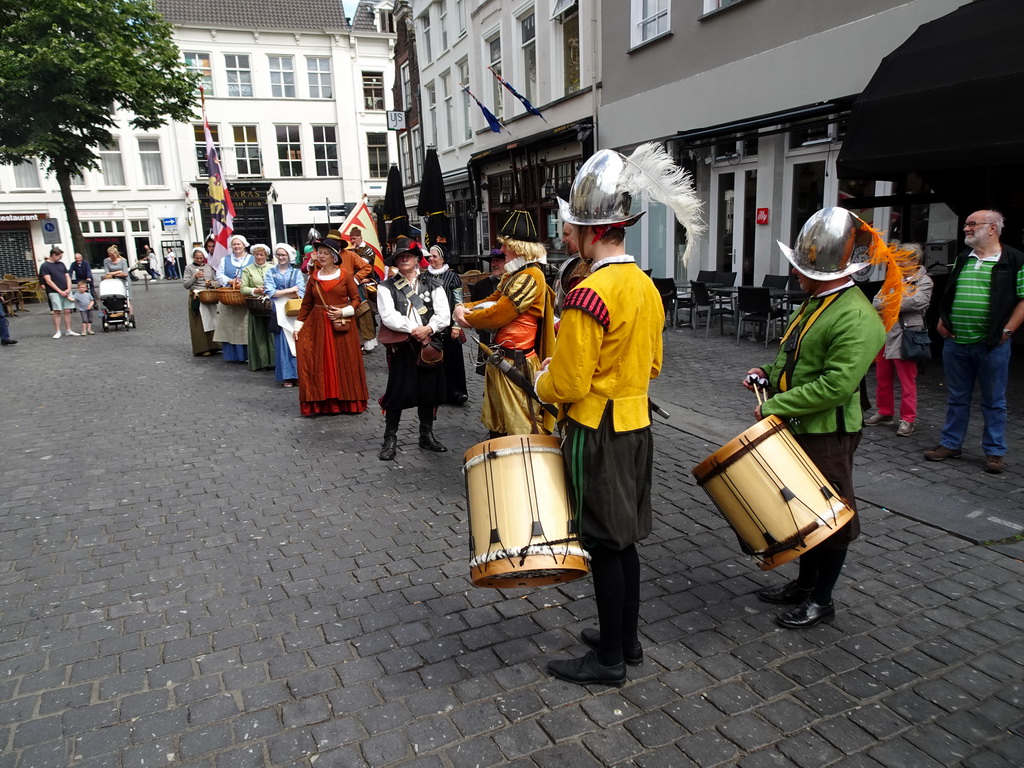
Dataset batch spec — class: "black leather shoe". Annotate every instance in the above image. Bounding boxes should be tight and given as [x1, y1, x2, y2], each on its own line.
[378, 437, 397, 461]
[757, 580, 812, 605]
[580, 628, 643, 666]
[419, 432, 448, 452]
[776, 599, 835, 629]
[547, 650, 626, 686]
[1, 339, 16, 346]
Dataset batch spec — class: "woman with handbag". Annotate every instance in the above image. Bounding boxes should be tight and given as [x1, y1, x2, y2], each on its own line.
[865, 243, 934, 436]
[426, 243, 469, 406]
[240, 244, 275, 372]
[264, 243, 305, 387]
[293, 234, 368, 416]
[376, 237, 451, 461]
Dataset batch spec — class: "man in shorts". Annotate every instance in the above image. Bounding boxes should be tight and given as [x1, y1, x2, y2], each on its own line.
[39, 247, 79, 339]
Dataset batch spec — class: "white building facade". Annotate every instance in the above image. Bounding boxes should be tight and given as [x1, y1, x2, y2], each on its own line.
[0, 0, 397, 277]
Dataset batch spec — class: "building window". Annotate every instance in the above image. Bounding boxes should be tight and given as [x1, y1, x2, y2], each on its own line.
[307, 57, 333, 99]
[458, 59, 471, 141]
[100, 142, 125, 186]
[441, 72, 454, 148]
[631, 0, 670, 47]
[312, 126, 339, 176]
[183, 51, 213, 95]
[520, 12, 537, 105]
[137, 138, 164, 186]
[487, 35, 503, 119]
[225, 54, 253, 98]
[455, 0, 466, 35]
[400, 63, 412, 112]
[552, 0, 578, 18]
[363, 71, 385, 110]
[703, 0, 744, 13]
[194, 123, 220, 176]
[400, 132, 413, 185]
[379, 7, 395, 33]
[276, 125, 302, 177]
[439, 2, 449, 50]
[425, 82, 437, 148]
[367, 132, 389, 179]
[268, 56, 296, 98]
[411, 126, 423, 184]
[233, 125, 261, 176]
[13, 160, 40, 189]
[562, 9, 580, 94]
[130, 219, 148, 233]
[421, 8, 433, 63]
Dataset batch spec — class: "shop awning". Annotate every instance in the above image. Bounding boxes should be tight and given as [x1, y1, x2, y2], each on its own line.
[836, 0, 1024, 182]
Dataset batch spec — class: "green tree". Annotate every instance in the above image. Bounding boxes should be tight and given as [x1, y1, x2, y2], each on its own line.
[0, 0, 197, 255]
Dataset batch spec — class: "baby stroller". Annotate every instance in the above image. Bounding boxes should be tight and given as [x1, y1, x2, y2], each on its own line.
[98, 278, 136, 332]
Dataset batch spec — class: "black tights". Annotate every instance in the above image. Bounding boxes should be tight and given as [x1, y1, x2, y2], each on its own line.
[384, 405, 434, 434]
[795, 546, 848, 605]
[589, 543, 640, 666]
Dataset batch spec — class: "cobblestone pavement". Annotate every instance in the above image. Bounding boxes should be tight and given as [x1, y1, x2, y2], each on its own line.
[1, 284, 1023, 768]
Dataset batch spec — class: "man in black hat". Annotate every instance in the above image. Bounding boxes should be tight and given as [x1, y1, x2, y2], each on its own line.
[454, 211, 555, 436]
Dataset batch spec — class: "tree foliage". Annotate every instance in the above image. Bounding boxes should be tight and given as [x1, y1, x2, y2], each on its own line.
[0, 0, 198, 176]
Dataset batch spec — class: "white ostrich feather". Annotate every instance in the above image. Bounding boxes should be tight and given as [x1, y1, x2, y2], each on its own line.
[620, 142, 705, 265]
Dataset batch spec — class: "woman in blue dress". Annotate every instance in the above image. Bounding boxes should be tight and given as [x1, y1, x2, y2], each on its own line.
[213, 234, 255, 362]
[264, 243, 306, 387]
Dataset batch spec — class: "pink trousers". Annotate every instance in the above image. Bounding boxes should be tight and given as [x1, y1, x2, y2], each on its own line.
[874, 351, 917, 422]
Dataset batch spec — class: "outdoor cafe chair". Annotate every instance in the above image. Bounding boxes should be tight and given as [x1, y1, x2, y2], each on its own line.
[691, 280, 731, 338]
[736, 286, 787, 347]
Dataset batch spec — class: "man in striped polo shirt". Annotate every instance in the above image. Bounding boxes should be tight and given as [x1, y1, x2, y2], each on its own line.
[926, 210, 1024, 473]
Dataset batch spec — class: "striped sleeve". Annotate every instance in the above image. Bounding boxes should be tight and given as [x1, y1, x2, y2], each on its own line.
[563, 287, 609, 330]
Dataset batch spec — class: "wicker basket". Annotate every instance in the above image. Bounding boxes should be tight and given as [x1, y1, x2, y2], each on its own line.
[197, 290, 220, 305]
[218, 288, 246, 306]
[245, 296, 273, 316]
[460, 271, 488, 293]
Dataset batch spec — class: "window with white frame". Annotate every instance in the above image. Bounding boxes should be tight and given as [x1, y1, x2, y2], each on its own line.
[703, 0, 744, 13]
[631, 0, 670, 47]
[276, 125, 302, 177]
[561, 7, 580, 94]
[233, 125, 261, 176]
[455, 0, 466, 35]
[312, 126, 339, 176]
[411, 126, 423, 183]
[441, 72, 453, 148]
[225, 54, 253, 97]
[551, 0, 577, 19]
[13, 160, 40, 189]
[400, 62, 412, 112]
[421, 8, 433, 64]
[183, 51, 213, 95]
[268, 56, 296, 98]
[458, 59, 471, 141]
[99, 142, 125, 186]
[367, 133, 389, 178]
[487, 35, 503, 119]
[440, 2, 449, 50]
[425, 82, 437, 148]
[194, 123, 220, 176]
[137, 138, 164, 186]
[307, 57, 333, 99]
[379, 6, 395, 33]
[400, 132, 413, 185]
[520, 12, 537, 105]
[363, 71, 385, 110]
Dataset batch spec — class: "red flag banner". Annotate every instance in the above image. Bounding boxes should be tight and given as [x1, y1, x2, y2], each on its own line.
[339, 198, 385, 281]
[202, 89, 234, 272]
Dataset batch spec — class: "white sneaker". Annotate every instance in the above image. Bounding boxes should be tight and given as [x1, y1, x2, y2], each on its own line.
[52, 331, 61, 339]
[66, 330, 81, 336]
[897, 420, 914, 437]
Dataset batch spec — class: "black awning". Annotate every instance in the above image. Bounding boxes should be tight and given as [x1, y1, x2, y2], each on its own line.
[673, 100, 853, 148]
[836, 0, 1024, 181]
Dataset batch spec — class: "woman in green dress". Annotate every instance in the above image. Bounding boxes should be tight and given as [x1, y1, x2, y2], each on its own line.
[240, 243, 275, 372]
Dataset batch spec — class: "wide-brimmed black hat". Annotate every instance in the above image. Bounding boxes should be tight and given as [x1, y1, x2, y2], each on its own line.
[386, 236, 422, 267]
[312, 229, 350, 256]
[497, 209, 539, 243]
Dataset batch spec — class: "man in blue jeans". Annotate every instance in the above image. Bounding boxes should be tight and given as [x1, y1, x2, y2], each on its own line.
[0, 300, 16, 346]
[925, 210, 1024, 474]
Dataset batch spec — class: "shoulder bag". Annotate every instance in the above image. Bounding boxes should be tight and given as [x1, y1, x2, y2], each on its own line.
[899, 317, 931, 361]
[313, 278, 350, 334]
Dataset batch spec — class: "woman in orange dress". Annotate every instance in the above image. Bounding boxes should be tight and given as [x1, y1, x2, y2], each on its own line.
[293, 235, 369, 416]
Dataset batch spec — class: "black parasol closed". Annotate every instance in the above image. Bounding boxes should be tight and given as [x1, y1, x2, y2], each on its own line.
[417, 148, 451, 248]
[383, 163, 411, 242]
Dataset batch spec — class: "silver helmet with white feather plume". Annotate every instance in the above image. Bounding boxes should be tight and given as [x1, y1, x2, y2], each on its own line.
[558, 143, 704, 264]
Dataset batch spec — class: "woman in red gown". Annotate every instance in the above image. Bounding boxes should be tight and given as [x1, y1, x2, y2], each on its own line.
[294, 235, 368, 416]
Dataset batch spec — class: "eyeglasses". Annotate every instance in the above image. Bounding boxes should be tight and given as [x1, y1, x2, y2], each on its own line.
[964, 221, 993, 229]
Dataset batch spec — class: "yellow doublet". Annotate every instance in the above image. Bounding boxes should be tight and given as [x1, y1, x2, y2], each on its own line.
[536, 262, 663, 431]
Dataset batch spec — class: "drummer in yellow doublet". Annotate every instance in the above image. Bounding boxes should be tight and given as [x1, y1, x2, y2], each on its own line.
[455, 209, 556, 436]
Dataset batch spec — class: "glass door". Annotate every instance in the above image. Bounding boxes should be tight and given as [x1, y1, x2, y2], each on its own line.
[711, 166, 757, 282]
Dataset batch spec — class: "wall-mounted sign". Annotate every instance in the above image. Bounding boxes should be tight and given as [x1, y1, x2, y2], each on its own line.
[41, 218, 61, 244]
[386, 111, 407, 131]
[756, 207, 769, 225]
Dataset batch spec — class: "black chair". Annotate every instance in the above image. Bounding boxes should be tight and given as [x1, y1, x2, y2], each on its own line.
[651, 277, 679, 328]
[715, 271, 737, 287]
[736, 286, 786, 347]
[691, 281, 731, 338]
[762, 274, 789, 289]
[696, 269, 717, 285]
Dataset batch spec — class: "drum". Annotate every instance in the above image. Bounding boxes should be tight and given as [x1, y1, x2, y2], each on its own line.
[464, 435, 589, 588]
[691, 415, 854, 571]
[197, 290, 220, 305]
[245, 296, 273, 316]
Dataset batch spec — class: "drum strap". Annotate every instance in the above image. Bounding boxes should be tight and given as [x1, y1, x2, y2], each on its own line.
[777, 292, 842, 392]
